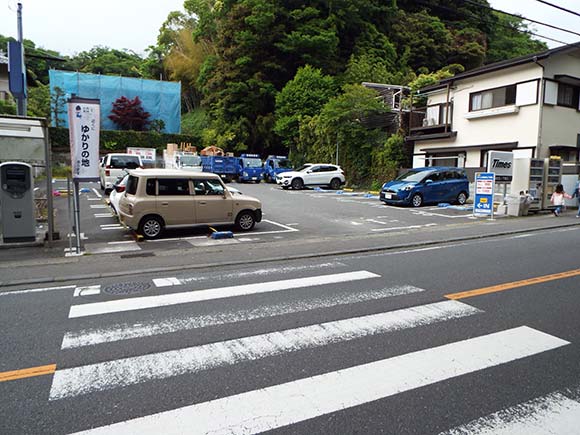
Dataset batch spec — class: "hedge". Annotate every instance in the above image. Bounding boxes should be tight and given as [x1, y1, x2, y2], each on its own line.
[49, 127, 201, 153]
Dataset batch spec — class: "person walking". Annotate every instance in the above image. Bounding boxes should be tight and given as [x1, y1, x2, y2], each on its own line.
[572, 178, 580, 218]
[551, 184, 572, 216]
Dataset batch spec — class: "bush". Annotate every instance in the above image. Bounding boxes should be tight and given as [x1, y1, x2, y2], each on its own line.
[49, 127, 201, 153]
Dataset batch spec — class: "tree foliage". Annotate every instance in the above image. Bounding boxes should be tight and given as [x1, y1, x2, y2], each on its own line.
[108, 96, 151, 131]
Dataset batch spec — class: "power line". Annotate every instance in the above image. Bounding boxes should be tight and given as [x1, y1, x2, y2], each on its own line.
[415, 0, 569, 45]
[463, 0, 580, 38]
[535, 0, 580, 18]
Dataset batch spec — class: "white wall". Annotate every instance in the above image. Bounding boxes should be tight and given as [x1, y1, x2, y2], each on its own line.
[540, 52, 580, 154]
[414, 63, 543, 168]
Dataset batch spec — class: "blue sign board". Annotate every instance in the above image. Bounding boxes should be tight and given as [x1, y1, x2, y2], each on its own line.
[8, 41, 26, 97]
[473, 172, 495, 216]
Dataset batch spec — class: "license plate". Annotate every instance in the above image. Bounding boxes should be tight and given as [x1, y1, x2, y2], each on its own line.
[383, 193, 392, 199]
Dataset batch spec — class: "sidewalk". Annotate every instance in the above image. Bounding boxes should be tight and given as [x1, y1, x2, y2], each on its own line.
[0, 211, 578, 289]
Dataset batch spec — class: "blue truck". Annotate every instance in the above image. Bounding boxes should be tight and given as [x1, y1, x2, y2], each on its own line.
[237, 154, 264, 183]
[263, 155, 293, 183]
[200, 155, 240, 183]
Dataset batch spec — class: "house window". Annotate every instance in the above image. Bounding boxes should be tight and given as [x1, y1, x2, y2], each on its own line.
[557, 84, 579, 108]
[470, 85, 516, 111]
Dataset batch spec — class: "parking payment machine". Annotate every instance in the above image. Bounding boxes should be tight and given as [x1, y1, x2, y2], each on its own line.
[0, 162, 36, 243]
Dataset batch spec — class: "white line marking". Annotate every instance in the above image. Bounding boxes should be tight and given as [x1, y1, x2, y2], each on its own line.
[87, 198, 101, 201]
[350, 221, 364, 226]
[0, 285, 75, 296]
[69, 326, 568, 434]
[371, 223, 437, 232]
[153, 262, 346, 287]
[284, 223, 299, 226]
[152, 277, 181, 287]
[262, 219, 300, 232]
[107, 241, 136, 245]
[52, 300, 480, 399]
[33, 187, 39, 192]
[100, 227, 124, 231]
[90, 205, 108, 209]
[61, 285, 426, 349]
[440, 392, 580, 435]
[94, 213, 114, 218]
[73, 286, 101, 297]
[365, 219, 388, 225]
[100, 224, 122, 227]
[69, 271, 380, 318]
[92, 188, 102, 198]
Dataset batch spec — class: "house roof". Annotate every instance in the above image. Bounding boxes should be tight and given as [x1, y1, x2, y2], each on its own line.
[420, 42, 580, 93]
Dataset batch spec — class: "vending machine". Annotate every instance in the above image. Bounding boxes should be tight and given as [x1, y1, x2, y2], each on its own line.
[0, 162, 36, 243]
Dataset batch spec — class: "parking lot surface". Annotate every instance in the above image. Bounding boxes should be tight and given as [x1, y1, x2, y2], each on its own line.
[47, 179, 484, 257]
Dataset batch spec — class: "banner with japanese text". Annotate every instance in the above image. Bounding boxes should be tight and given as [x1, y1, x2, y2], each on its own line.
[68, 97, 100, 181]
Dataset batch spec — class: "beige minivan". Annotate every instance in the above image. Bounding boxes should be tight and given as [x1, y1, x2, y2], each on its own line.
[118, 169, 262, 239]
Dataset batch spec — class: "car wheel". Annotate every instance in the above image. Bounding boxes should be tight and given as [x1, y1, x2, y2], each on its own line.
[255, 179, 261, 184]
[411, 193, 423, 207]
[329, 178, 341, 190]
[291, 178, 304, 190]
[456, 191, 468, 205]
[264, 174, 270, 183]
[235, 210, 256, 231]
[138, 215, 164, 240]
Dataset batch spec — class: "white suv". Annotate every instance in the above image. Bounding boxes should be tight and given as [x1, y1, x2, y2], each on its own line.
[276, 163, 345, 190]
[100, 153, 142, 192]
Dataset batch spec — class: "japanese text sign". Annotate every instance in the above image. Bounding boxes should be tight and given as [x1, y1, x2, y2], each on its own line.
[473, 172, 495, 216]
[68, 97, 100, 181]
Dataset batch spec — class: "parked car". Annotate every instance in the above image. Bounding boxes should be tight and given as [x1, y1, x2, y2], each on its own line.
[118, 169, 262, 239]
[263, 155, 293, 183]
[276, 163, 345, 190]
[108, 173, 129, 215]
[99, 153, 142, 192]
[380, 167, 469, 207]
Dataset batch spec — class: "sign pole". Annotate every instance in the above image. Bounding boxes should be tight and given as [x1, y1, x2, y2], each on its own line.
[72, 180, 82, 254]
[67, 175, 73, 254]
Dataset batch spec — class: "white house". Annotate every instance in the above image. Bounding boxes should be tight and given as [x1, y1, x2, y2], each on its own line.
[407, 42, 580, 171]
[0, 53, 11, 103]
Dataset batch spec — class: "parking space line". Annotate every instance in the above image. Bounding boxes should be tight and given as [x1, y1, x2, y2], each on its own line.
[92, 188, 102, 198]
[90, 205, 108, 209]
[262, 219, 300, 232]
[371, 223, 437, 232]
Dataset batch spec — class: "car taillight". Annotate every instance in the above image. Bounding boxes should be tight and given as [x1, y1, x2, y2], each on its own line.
[116, 185, 125, 193]
[105, 170, 110, 176]
[106, 165, 111, 169]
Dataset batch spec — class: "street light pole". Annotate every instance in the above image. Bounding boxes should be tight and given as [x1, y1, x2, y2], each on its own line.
[16, 2, 27, 116]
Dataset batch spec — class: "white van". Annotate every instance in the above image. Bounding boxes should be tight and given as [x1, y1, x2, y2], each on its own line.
[99, 153, 142, 192]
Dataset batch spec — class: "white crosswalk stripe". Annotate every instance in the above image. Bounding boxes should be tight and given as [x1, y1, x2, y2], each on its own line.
[51, 300, 479, 400]
[54, 269, 575, 434]
[61, 285, 425, 349]
[68, 271, 380, 318]
[70, 327, 569, 435]
[440, 391, 580, 435]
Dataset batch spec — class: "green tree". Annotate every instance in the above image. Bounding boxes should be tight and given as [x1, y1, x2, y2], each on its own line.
[0, 99, 17, 115]
[67, 46, 144, 77]
[27, 83, 50, 118]
[486, 12, 548, 64]
[274, 65, 337, 156]
[298, 84, 389, 184]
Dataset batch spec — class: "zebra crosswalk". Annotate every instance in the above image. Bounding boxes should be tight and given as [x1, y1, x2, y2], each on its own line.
[49, 268, 578, 434]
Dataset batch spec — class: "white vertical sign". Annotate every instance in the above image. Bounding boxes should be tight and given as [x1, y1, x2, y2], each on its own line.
[68, 97, 100, 181]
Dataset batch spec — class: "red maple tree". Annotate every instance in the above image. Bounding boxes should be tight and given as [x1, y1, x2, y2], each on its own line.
[108, 96, 151, 131]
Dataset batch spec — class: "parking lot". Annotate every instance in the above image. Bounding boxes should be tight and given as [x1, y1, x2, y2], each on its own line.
[51, 179, 479, 256]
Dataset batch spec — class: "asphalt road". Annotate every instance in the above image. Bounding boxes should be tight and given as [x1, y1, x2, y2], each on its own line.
[1, 225, 580, 434]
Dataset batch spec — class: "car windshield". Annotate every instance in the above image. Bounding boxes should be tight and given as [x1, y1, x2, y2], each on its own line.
[243, 158, 262, 168]
[110, 155, 140, 169]
[395, 169, 434, 183]
[180, 155, 201, 166]
[296, 164, 312, 172]
[276, 159, 292, 169]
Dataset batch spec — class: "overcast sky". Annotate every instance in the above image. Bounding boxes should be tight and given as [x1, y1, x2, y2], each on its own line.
[0, 0, 579, 56]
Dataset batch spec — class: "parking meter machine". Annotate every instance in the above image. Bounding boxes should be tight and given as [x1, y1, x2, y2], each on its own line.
[0, 162, 36, 243]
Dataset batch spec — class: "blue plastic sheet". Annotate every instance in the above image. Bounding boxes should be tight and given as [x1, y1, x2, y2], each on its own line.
[49, 70, 181, 133]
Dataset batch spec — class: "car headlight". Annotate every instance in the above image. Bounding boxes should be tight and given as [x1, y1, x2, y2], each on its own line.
[401, 184, 414, 191]
[283, 175, 292, 178]
[243, 171, 248, 177]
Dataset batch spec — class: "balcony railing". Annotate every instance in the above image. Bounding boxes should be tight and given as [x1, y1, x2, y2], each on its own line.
[409, 103, 452, 133]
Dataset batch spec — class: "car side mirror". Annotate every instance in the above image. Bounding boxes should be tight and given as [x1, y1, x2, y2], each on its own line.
[425, 179, 433, 184]
[307, 170, 312, 174]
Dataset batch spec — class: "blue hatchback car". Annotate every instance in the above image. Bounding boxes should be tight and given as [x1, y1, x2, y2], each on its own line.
[380, 167, 469, 207]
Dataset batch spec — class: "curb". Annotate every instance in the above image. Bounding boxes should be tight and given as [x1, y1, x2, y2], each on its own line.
[1, 221, 578, 290]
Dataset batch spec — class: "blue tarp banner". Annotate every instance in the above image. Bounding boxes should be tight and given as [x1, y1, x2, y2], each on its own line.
[49, 70, 181, 133]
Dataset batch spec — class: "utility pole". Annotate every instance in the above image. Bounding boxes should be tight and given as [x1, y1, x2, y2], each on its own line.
[16, 2, 27, 116]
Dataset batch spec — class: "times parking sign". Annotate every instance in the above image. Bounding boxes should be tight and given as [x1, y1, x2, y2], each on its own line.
[473, 172, 495, 217]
